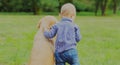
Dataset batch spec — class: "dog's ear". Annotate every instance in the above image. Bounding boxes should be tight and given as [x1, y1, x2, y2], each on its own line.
[37, 20, 41, 29]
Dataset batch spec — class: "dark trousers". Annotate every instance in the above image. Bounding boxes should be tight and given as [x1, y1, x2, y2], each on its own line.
[55, 49, 80, 65]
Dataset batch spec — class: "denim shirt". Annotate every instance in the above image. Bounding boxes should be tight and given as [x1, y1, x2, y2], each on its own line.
[44, 18, 81, 53]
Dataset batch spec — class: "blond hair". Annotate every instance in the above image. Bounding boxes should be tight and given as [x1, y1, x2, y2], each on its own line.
[60, 3, 76, 18]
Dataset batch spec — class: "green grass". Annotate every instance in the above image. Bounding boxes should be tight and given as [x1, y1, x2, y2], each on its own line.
[0, 15, 120, 65]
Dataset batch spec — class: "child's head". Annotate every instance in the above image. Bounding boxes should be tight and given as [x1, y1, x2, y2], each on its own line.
[60, 3, 76, 20]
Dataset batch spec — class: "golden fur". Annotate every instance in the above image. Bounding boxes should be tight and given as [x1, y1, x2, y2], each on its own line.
[28, 16, 57, 65]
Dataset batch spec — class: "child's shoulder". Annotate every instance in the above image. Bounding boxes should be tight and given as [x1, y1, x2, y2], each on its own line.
[72, 23, 79, 27]
[73, 23, 80, 30]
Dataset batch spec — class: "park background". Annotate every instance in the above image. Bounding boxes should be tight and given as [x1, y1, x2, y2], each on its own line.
[0, 0, 120, 65]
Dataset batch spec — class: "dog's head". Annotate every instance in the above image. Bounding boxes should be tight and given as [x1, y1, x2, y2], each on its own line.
[37, 16, 58, 31]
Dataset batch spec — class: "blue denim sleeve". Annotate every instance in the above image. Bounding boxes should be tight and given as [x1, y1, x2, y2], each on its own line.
[75, 25, 81, 42]
[44, 24, 57, 39]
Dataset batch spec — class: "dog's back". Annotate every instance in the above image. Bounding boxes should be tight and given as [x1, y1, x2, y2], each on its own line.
[29, 30, 54, 65]
[28, 16, 57, 65]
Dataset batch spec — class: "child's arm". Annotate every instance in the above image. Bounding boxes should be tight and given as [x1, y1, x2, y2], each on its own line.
[75, 25, 81, 42]
[44, 24, 57, 39]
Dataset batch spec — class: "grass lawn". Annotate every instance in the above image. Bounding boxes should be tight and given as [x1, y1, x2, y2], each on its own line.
[0, 15, 120, 65]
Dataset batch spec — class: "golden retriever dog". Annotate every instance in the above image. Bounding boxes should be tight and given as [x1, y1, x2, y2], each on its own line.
[28, 16, 57, 65]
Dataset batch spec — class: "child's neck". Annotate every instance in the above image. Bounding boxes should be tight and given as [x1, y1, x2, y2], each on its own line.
[61, 16, 74, 21]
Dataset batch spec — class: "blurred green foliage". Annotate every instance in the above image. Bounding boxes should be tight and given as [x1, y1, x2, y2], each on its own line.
[0, 0, 120, 15]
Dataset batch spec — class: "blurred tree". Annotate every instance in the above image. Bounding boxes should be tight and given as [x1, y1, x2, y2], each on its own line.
[22, 0, 41, 15]
[95, 0, 100, 16]
[113, 0, 117, 14]
[0, 0, 9, 12]
[0, 0, 119, 15]
[95, 0, 108, 16]
[32, 0, 40, 15]
[12, 0, 23, 12]
[101, 0, 108, 16]
[40, 0, 59, 12]
[112, 0, 120, 14]
[73, 0, 94, 12]
[106, 0, 120, 15]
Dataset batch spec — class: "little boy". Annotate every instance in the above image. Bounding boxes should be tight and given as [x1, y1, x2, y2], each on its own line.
[44, 3, 81, 65]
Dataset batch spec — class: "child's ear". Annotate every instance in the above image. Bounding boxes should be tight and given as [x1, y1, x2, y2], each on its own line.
[71, 15, 75, 21]
[37, 20, 41, 29]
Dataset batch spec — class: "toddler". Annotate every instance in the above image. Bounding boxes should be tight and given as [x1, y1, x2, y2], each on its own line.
[44, 3, 81, 65]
